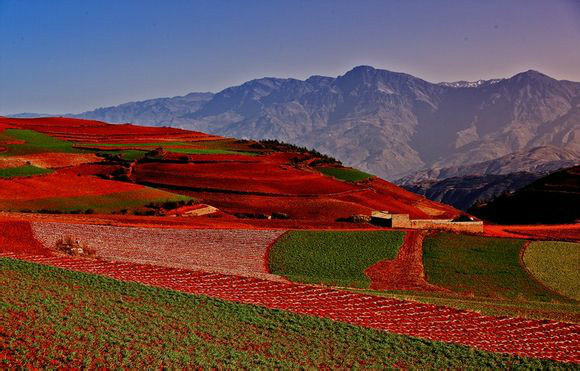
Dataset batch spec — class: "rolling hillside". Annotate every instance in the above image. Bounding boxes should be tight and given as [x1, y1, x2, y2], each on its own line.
[0, 116, 460, 223]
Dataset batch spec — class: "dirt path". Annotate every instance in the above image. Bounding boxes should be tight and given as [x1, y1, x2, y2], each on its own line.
[1, 251, 579, 364]
[365, 231, 445, 292]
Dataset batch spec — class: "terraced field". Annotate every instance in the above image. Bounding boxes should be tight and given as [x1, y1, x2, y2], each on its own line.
[4, 258, 575, 370]
[1, 252, 579, 365]
[31, 222, 285, 280]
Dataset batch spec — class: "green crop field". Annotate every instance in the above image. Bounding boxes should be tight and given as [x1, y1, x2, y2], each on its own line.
[81, 141, 193, 147]
[164, 147, 257, 156]
[0, 258, 572, 370]
[422, 233, 570, 302]
[0, 164, 52, 178]
[0, 188, 193, 214]
[0, 129, 85, 156]
[316, 167, 373, 182]
[82, 141, 258, 156]
[524, 241, 580, 301]
[269, 230, 404, 288]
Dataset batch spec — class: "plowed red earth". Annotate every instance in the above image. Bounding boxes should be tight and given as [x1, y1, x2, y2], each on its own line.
[134, 155, 461, 220]
[0, 117, 217, 143]
[1, 251, 579, 364]
[31, 222, 286, 280]
[0, 172, 145, 201]
[338, 178, 459, 219]
[365, 231, 445, 291]
[485, 224, 580, 241]
[0, 116, 463, 222]
[172, 191, 374, 220]
[134, 153, 358, 195]
[0, 221, 50, 255]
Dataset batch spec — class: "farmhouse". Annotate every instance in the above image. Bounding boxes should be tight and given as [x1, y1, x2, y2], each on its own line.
[371, 210, 484, 233]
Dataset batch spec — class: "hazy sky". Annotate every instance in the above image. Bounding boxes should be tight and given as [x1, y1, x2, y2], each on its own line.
[1, 0, 579, 114]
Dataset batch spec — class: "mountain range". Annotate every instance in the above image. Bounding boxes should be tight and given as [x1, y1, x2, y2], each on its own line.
[10, 66, 580, 185]
[69, 66, 579, 182]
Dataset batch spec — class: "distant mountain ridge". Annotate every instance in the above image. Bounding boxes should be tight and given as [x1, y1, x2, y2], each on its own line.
[469, 165, 580, 224]
[397, 146, 579, 210]
[16, 66, 579, 181]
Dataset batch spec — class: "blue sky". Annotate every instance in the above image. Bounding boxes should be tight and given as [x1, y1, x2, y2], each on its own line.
[1, 0, 579, 114]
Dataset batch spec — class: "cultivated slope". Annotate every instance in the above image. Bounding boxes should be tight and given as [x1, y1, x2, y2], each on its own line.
[0, 116, 460, 222]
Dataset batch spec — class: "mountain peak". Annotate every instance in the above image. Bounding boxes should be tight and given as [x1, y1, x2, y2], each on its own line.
[510, 69, 553, 82]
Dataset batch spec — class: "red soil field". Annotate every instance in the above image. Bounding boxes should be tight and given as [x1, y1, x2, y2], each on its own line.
[0, 211, 381, 230]
[365, 231, 445, 291]
[485, 224, 580, 241]
[181, 191, 374, 220]
[2, 251, 579, 364]
[0, 117, 217, 143]
[0, 172, 144, 201]
[31, 222, 286, 280]
[133, 154, 358, 195]
[0, 221, 50, 255]
[505, 225, 580, 242]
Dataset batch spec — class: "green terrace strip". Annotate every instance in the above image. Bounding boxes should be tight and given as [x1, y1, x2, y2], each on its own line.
[316, 167, 373, 182]
[422, 233, 572, 302]
[0, 189, 194, 214]
[163, 147, 258, 156]
[79, 141, 194, 147]
[524, 241, 580, 301]
[0, 258, 574, 370]
[0, 164, 52, 178]
[269, 231, 404, 288]
[0, 129, 85, 156]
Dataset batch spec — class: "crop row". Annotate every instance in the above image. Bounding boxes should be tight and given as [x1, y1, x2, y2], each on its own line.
[2, 251, 579, 364]
[31, 222, 286, 280]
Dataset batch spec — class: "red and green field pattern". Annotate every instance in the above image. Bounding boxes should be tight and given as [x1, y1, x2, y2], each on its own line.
[0, 129, 84, 156]
[0, 165, 52, 178]
[1, 258, 576, 370]
[422, 233, 574, 302]
[316, 167, 374, 182]
[0, 189, 194, 214]
[269, 230, 404, 288]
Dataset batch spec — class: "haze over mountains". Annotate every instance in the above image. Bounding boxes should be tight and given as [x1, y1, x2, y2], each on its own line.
[397, 146, 580, 210]
[12, 65, 577, 196]
[70, 66, 579, 183]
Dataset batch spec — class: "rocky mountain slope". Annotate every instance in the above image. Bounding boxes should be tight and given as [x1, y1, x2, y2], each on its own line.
[75, 66, 580, 180]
